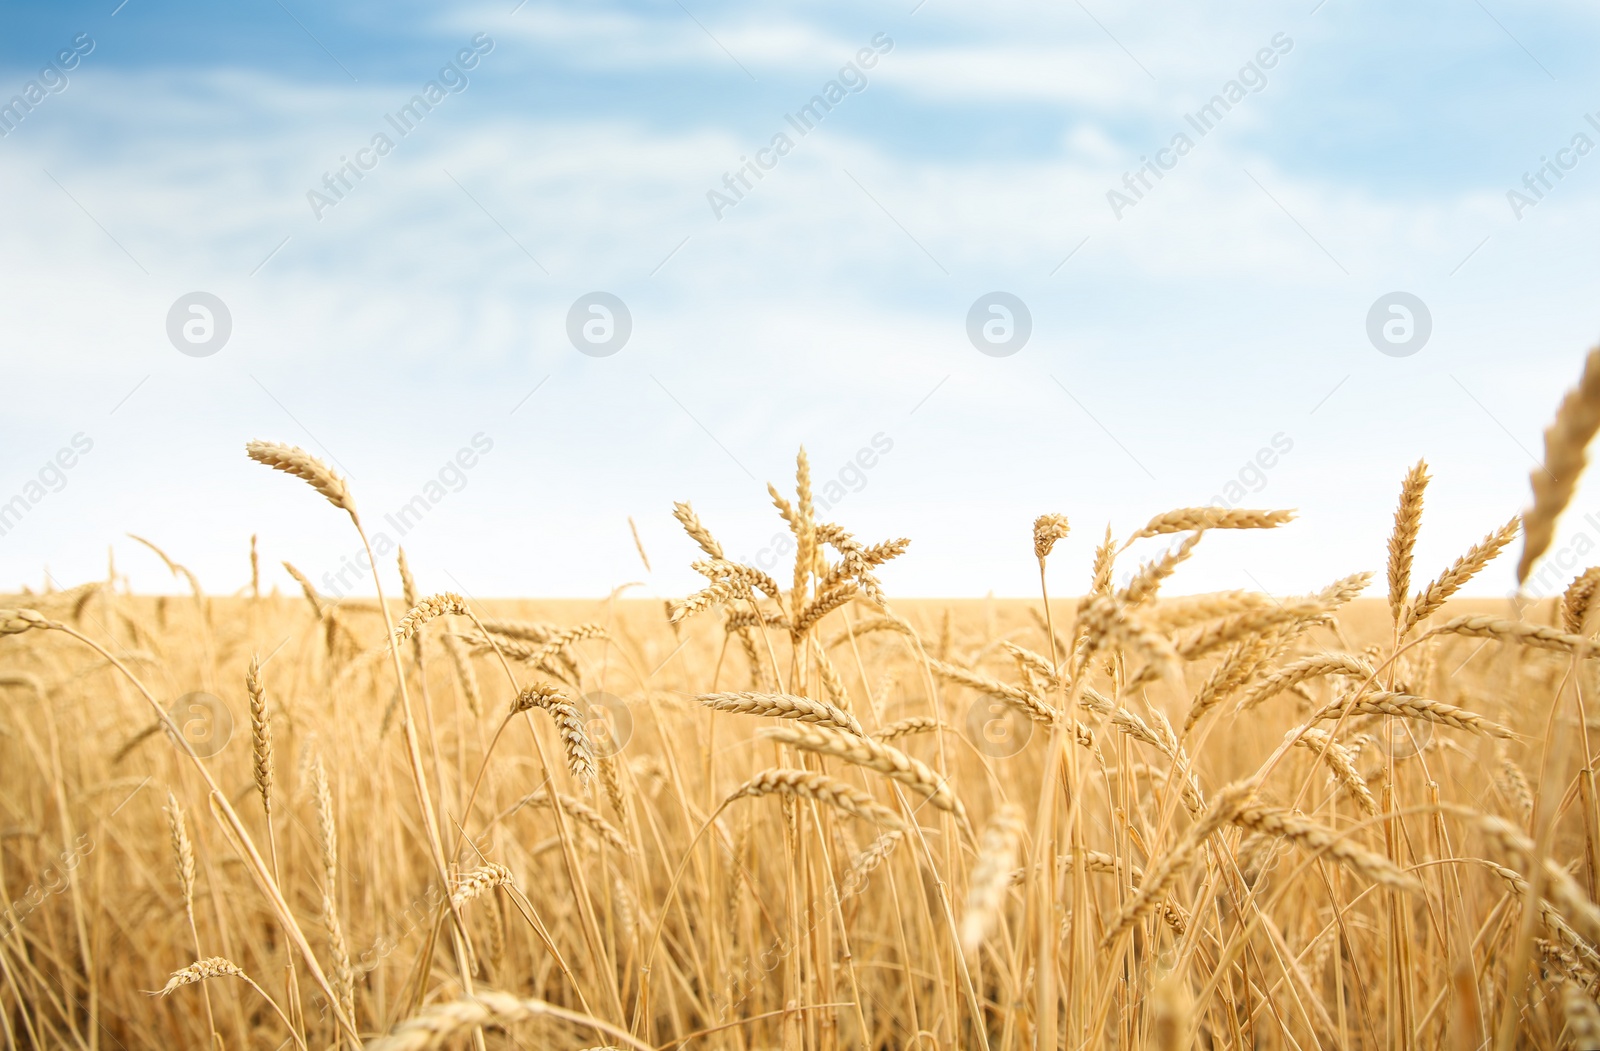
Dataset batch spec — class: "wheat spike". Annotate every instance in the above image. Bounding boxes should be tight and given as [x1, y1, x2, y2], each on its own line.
[726, 769, 905, 830]
[1101, 780, 1258, 948]
[166, 792, 196, 914]
[0, 609, 49, 636]
[1119, 532, 1204, 609]
[510, 791, 631, 854]
[1184, 630, 1282, 732]
[840, 829, 903, 899]
[393, 593, 469, 644]
[245, 654, 273, 816]
[1562, 567, 1600, 634]
[245, 440, 357, 519]
[764, 723, 965, 822]
[1232, 803, 1418, 891]
[697, 692, 864, 736]
[365, 991, 642, 1051]
[1313, 690, 1512, 739]
[873, 716, 940, 741]
[691, 559, 783, 601]
[672, 500, 725, 559]
[157, 957, 245, 996]
[1033, 514, 1070, 563]
[1387, 460, 1430, 623]
[1293, 727, 1378, 815]
[1520, 347, 1600, 584]
[1127, 507, 1294, 541]
[281, 561, 324, 621]
[451, 863, 514, 909]
[512, 684, 595, 790]
[1421, 615, 1600, 658]
[312, 756, 355, 1025]
[1237, 652, 1376, 713]
[1402, 515, 1520, 633]
[927, 658, 1057, 724]
[794, 584, 860, 635]
[961, 804, 1025, 956]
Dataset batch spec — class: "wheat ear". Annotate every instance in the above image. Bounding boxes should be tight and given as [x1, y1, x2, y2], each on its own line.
[312, 756, 355, 1026]
[725, 769, 905, 830]
[764, 723, 966, 823]
[1519, 347, 1600, 584]
[157, 956, 244, 995]
[366, 990, 651, 1051]
[1402, 515, 1520, 633]
[1387, 460, 1430, 624]
[672, 500, 725, 559]
[451, 864, 514, 909]
[1236, 652, 1376, 713]
[1126, 507, 1295, 541]
[512, 684, 595, 790]
[961, 804, 1026, 956]
[1231, 803, 1419, 891]
[1293, 728, 1378, 815]
[697, 691, 864, 736]
[1101, 779, 1257, 949]
[509, 791, 631, 854]
[1312, 691, 1513, 739]
[245, 440, 357, 520]
[1032, 514, 1070, 563]
[245, 655, 273, 817]
[1420, 615, 1600, 658]
[394, 593, 470, 644]
[874, 716, 941, 741]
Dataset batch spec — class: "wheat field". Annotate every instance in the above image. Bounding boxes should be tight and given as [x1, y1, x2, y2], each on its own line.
[7, 358, 1600, 1049]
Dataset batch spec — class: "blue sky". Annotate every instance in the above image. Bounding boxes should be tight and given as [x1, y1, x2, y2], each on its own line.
[3, 0, 1600, 601]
